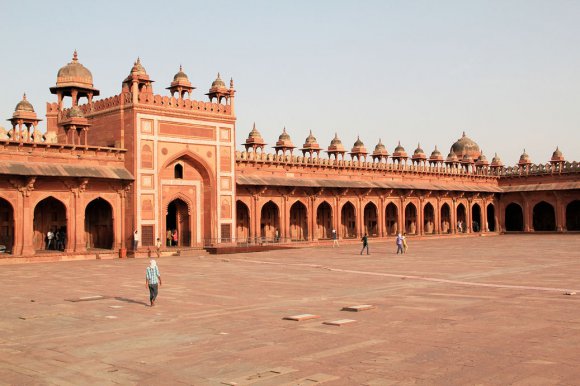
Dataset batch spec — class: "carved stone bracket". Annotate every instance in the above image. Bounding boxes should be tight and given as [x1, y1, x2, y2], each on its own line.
[64, 178, 89, 198]
[9, 177, 36, 197]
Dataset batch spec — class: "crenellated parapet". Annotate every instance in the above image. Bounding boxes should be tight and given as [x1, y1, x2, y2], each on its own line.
[235, 150, 499, 178]
[0, 139, 126, 161]
[500, 161, 580, 177]
[136, 93, 232, 115]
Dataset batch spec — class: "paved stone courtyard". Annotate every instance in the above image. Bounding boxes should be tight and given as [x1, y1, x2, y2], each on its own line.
[1, 234, 580, 385]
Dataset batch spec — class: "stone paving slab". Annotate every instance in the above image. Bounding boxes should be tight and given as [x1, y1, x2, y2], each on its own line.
[0, 235, 580, 385]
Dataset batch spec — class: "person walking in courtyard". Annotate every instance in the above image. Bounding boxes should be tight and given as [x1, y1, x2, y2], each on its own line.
[396, 233, 404, 254]
[46, 229, 54, 250]
[402, 232, 408, 253]
[172, 229, 178, 247]
[166, 229, 172, 247]
[332, 229, 339, 247]
[360, 233, 369, 255]
[155, 237, 162, 258]
[145, 259, 162, 307]
[133, 229, 139, 251]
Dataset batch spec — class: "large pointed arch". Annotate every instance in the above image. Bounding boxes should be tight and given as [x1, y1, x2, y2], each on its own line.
[440, 203, 451, 234]
[423, 202, 435, 234]
[260, 201, 280, 240]
[290, 200, 308, 241]
[0, 196, 14, 254]
[567, 200, 580, 231]
[161, 150, 216, 242]
[236, 200, 250, 242]
[472, 203, 482, 232]
[405, 202, 417, 235]
[363, 202, 378, 237]
[33, 196, 67, 251]
[505, 202, 524, 231]
[533, 201, 555, 231]
[385, 202, 398, 236]
[85, 197, 114, 249]
[316, 201, 332, 239]
[341, 201, 356, 238]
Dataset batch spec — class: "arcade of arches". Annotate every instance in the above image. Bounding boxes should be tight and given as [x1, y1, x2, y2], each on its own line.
[235, 189, 580, 242]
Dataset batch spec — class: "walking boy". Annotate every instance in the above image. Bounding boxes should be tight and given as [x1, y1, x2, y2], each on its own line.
[332, 229, 339, 247]
[360, 233, 369, 255]
[145, 259, 162, 307]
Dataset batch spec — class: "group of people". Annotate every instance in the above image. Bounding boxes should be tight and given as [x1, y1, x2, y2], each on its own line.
[166, 229, 179, 247]
[359, 232, 408, 255]
[45, 228, 66, 251]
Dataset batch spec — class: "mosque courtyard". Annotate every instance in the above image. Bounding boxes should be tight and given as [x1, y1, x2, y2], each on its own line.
[0, 234, 579, 385]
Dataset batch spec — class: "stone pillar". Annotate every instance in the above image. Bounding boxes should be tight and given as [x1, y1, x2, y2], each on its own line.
[435, 197, 441, 234]
[418, 198, 424, 235]
[451, 198, 457, 234]
[555, 193, 564, 232]
[466, 199, 473, 234]
[378, 196, 385, 238]
[309, 196, 315, 241]
[523, 196, 532, 232]
[356, 196, 362, 238]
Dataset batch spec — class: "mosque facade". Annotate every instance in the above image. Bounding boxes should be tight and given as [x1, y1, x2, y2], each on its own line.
[0, 52, 578, 258]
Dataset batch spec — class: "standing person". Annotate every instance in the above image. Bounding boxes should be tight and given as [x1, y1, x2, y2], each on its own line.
[360, 233, 369, 255]
[166, 229, 172, 247]
[172, 229, 178, 247]
[145, 259, 162, 307]
[133, 229, 139, 251]
[155, 238, 162, 258]
[402, 232, 408, 253]
[274, 229, 279, 243]
[332, 229, 339, 247]
[46, 229, 54, 250]
[396, 233, 404, 254]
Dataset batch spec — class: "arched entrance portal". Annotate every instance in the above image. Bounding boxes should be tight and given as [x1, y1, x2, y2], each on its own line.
[472, 204, 481, 232]
[236, 201, 250, 242]
[457, 204, 466, 233]
[385, 203, 398, 236]
[505, 203, 524, 231]
[487, 204, 496, 232]
[316, 202, 332, 239]
[533, 201, 556, 231]
[166, 199, 191, 247]
[441, 203, 451, 233]
[290, 201, 308, 241]
[0, 198, 14, 254]
[364, 203, 378, 237]
[341, 202, 356, 238]
[423, 203, 435, 234]
[260, 201, 279, 240]
[33, 197, 67, 251]
[405, 203, 417, 235]
[85, 198, 113, 249]
[567, 200, 580, 231]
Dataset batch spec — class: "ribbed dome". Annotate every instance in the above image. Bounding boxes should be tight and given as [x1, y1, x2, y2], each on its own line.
[248, 122, 263, 139]
[56, 51, 94, 87]
[15, 93, 34, 112]
[413, 143, 425, 156]
[451, 131, 481, 159]
[518, 149, 531, 165]
[445, 149, 459, 163]
[278, 127, 291, 141]
[304, 130, 317, 144]
[211, 73, 226, 88]
[374, 139, 386, 152]
[552, 147, 563, 158]
[330, 133, 342, 146]
[353, 137, 364, 147]
[173, 65, 189, 81]
[430, 146, 441, 157]
[394, 141, 405, 153]
[491, 153, 503, 167]
[130, 57, 147, 76]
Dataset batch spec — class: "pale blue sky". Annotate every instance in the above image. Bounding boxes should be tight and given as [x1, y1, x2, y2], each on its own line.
[1, 0, 579, 165]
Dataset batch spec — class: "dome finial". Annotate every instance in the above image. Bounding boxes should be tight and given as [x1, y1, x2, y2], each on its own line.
[462, 131, 466, 137]
[22, 92, 27, 100]
[73, 50, 78, 62]
[230, 77, 234, 88]
[217, 72, 221, 78]
[179, 64, 183, 72]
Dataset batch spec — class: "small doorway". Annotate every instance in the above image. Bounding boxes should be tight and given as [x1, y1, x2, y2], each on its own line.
[166, 199, 191, 247]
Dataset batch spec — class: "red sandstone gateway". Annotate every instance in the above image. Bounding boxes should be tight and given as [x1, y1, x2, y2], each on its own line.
[0, 52, 578, 260]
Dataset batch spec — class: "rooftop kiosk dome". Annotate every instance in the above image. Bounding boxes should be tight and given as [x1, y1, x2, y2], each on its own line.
[451, 131, 480, 160]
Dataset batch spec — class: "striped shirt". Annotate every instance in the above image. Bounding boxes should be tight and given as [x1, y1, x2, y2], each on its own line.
[146, 266, 160, 284]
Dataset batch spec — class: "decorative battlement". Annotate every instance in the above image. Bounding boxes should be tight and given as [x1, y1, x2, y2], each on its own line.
[0, 139, 126, 161]
[236, 151, 580, 179]
[136, 93, 232, 115]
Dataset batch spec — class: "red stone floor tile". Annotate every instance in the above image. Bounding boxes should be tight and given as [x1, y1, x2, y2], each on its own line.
[0, 234, 579, 385]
